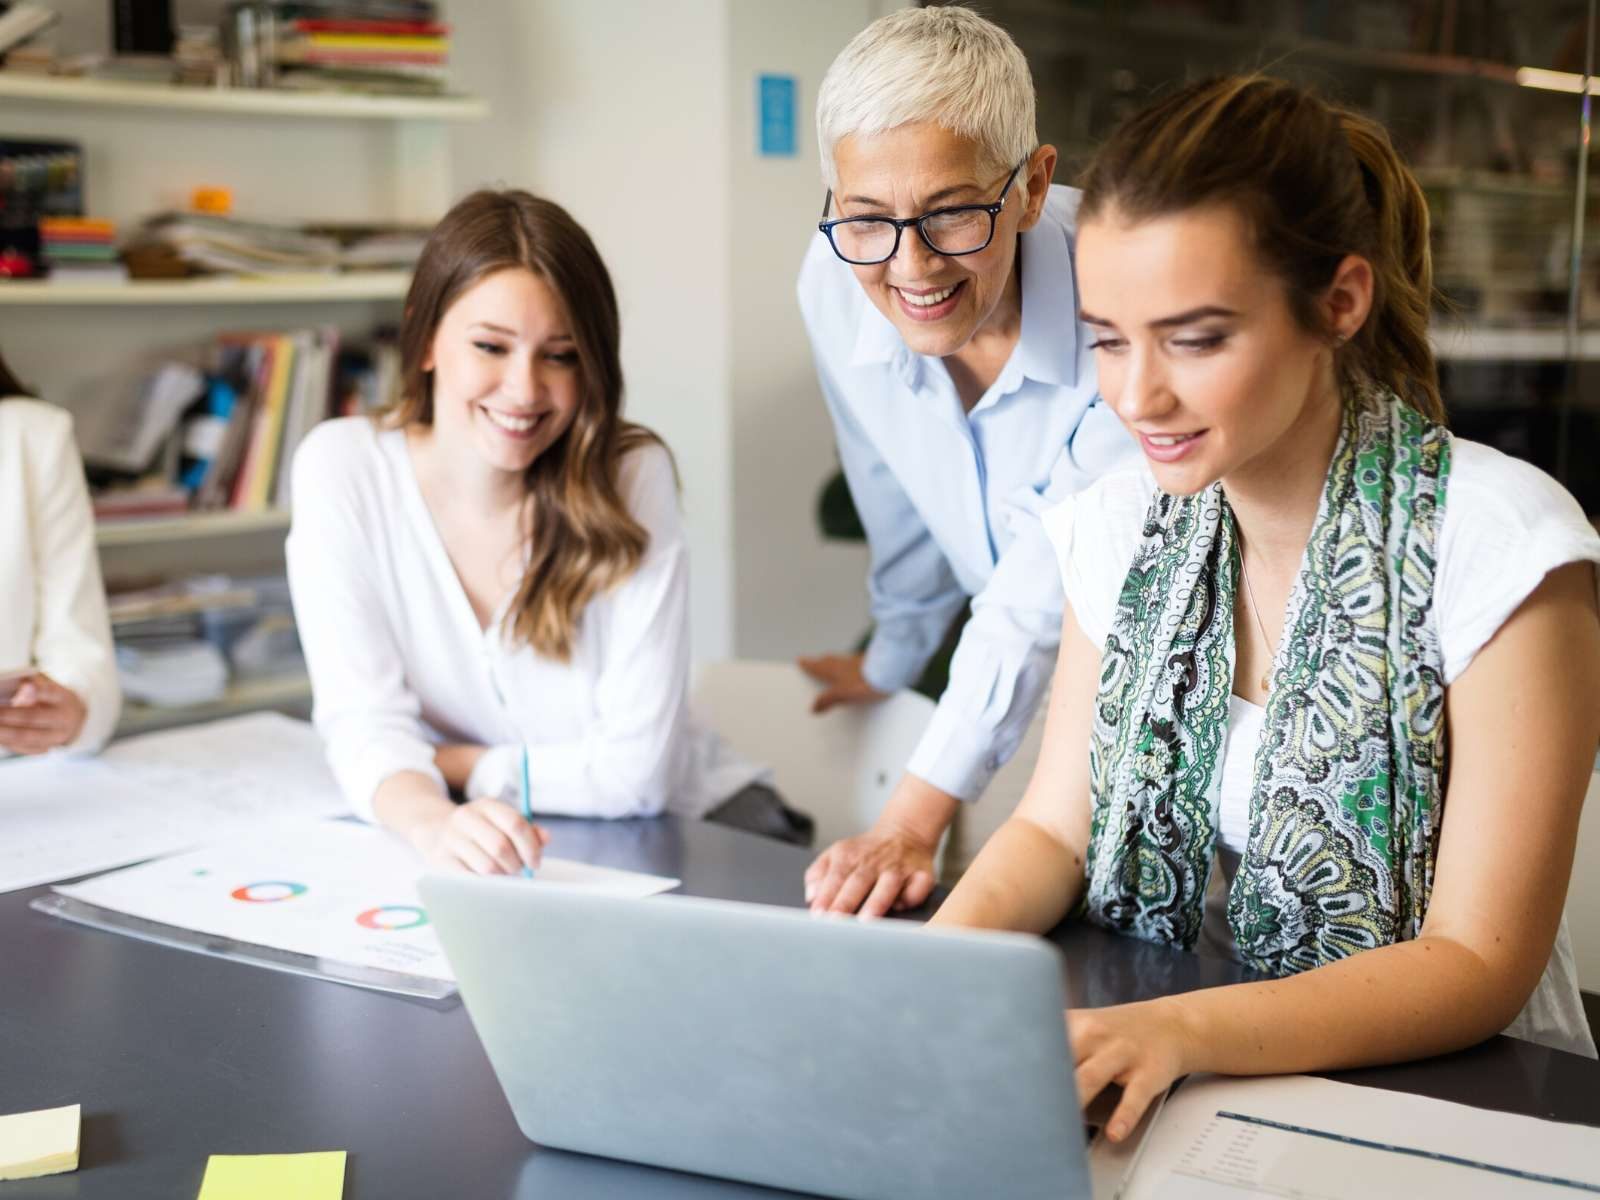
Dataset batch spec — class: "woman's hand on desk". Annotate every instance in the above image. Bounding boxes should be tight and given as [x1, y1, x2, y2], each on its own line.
[1068, 999, 1197, 1143]
[0, 673, 87, 754]
[411, 797, 550, 876]
[797, 652, 887, 714]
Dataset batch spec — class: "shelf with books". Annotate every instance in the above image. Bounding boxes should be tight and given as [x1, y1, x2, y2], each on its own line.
[1013, 3, 1538, 82]
[0, 272, 411, 306]
[0, 72, 487, 120]
[1432, 326, 1600, 362]
[96, 509, 292, 549]
[115, 670, 313, 738]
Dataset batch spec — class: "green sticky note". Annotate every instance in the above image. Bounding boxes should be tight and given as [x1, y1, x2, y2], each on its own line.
[197, 1151, 346, 1199]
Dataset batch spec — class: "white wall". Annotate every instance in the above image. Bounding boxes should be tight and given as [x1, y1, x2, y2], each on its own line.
[727, 1, 877, 661]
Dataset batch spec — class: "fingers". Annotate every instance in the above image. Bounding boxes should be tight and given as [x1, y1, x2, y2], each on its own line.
[464, 816, 525, 875]
[1106, 1073, 1163, 1143]
[825, 865, 878, 915]
[0, 706, 57, 731]
[858, 868, 907, 919]
[447, 837, 501, 876]
[0, 730, 57, 756]
[476, 800, 543, 870]
[804, 843, 838, 898]
[9, 679, 39, 708]
[810, 687, 844, 716]
[897, 869, 936, 911]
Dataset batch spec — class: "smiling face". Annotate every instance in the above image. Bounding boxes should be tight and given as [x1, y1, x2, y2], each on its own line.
[421, 266, 583, 477]
[830, 123, 1048, 358]
[1077, 202, 1363, 496]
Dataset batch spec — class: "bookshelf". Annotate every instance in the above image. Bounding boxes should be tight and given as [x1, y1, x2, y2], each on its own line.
[0, 73, 487, 120]
[96, 509, 292, 548]
[0, 272, 412, 306]
[1432, 327, 1600, 363]
[0, 62, 483, 739]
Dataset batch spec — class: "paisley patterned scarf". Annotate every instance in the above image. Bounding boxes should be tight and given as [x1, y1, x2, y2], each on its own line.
[1082, 396, 1451, 977]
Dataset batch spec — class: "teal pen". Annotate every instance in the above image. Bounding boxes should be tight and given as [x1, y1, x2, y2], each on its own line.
[520, 745, 535, 879]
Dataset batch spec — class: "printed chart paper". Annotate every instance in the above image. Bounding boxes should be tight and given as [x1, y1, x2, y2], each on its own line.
[54, 821, 682, 986]
[0, 713, 347, 894]
[1126, 1074, 1600, 1199]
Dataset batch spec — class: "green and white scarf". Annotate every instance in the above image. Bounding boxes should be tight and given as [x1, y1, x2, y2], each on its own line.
[1082, 396, 1452, 977]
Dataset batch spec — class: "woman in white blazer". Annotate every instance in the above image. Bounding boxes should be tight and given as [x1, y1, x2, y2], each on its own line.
[0, 350, 120, 755]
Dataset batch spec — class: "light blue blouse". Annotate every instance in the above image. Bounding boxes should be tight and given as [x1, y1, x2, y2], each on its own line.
[796, 185, 1136, 800]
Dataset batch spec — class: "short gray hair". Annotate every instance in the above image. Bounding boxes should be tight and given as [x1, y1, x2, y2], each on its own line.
[816, 6, 1036, 191]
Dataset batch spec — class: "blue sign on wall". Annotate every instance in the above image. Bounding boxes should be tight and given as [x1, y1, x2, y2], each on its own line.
[758, 74, 798, 158]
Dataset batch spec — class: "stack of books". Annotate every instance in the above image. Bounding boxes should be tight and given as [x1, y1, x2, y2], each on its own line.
[270, 5, 449, 96]
[39, 216, 127, 283]
[173, 25, 224, 86]
[123, 212, 341, 277]
[194, 327, 342, 512]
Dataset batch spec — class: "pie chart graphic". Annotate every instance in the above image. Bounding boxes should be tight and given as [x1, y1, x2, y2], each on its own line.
[230, 881, 308, 903]
[356, 905, 429, 931]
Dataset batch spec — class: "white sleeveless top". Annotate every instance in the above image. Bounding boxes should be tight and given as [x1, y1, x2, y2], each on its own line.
[1042, 436, 1600, 1059]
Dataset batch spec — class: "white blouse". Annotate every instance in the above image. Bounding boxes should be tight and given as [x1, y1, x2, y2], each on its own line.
[285, 417, 765, 823]
[1043, 435, 1600, 1058]
[0, 398, 120, 755]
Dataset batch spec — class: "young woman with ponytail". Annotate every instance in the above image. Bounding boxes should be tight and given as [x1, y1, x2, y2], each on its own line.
[286, 191, 794, 875]
[931, 76, 1600, 1135]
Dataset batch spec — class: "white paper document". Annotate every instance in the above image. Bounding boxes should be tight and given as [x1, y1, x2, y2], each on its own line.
[0, 713, 348, 894]
[1125, 1074, 1600, 1199]
[52, 820, 681, 986]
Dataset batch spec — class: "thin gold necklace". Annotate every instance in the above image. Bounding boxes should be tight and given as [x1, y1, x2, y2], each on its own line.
[1240, 552, 1277, 693]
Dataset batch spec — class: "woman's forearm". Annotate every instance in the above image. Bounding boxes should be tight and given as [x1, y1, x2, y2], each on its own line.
[931, 816, 1085, 934]
[372, 770, 456, 848]
[1169, 933, 1528, 1078]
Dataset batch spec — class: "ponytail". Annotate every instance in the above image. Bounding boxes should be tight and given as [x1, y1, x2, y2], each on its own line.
[1338, 111, 1443, 422]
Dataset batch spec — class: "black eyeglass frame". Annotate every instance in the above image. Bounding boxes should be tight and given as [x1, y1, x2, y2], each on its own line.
[817, 161, 1026, 265]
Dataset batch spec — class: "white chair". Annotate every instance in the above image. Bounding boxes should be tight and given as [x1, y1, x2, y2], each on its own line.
[691, 659, 933, 855]
[1569, 766, 1600, 995]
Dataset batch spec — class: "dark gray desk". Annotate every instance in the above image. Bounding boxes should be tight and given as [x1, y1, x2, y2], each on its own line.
[2, 815, 1596, 1198]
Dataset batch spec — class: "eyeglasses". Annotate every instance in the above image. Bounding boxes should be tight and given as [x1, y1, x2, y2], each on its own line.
[818, 162, 1024, 266]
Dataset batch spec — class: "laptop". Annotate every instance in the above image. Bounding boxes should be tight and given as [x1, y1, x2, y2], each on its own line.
[420, 875, 1136, 1200]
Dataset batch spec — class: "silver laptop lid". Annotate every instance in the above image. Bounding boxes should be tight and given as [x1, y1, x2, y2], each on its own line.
[420, 875, 1087, 1200]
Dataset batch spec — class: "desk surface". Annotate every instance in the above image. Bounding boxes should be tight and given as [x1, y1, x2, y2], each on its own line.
[3, 815, 1597, 1199]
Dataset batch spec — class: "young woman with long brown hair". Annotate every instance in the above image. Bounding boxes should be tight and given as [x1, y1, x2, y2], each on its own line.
[931, 75, 1600, 1137]
[287, 190, 793, 874]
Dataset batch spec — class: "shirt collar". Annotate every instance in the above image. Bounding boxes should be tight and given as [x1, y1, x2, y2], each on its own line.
[845, 198, 1082, 390]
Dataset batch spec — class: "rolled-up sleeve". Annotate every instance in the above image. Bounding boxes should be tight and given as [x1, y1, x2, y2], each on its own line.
[285, 437, 443, 820]
[27, 411, 120, 752]
[902, 418, 1132, 801]
[819, 358, 967, 694]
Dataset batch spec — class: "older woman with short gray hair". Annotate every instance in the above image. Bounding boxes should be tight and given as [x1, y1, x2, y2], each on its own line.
[797, 6, 1134, 916]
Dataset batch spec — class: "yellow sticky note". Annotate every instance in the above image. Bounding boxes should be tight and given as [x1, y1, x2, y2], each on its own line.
[0, 1102, 80, 1181]
[197, 1151, 346, 1200]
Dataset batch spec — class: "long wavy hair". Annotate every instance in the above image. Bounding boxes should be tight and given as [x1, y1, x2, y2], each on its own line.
[388, 189, 666, 660]
[0, 349, 29, 398]
[1078, 74, 1444, 423]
